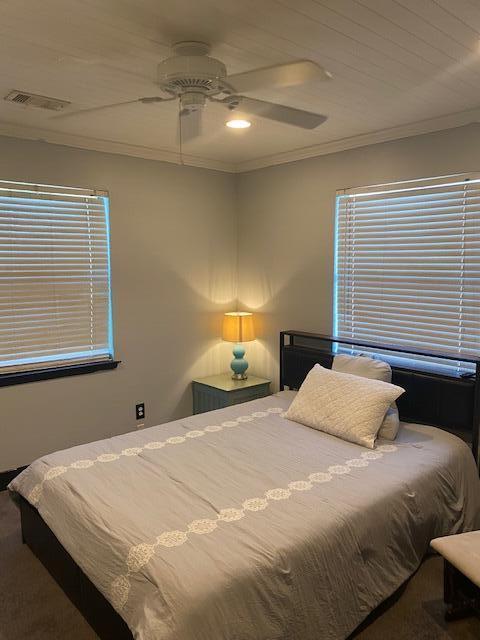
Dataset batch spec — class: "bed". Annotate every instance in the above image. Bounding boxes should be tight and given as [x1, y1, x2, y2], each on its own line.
[9, 332, 480, 640]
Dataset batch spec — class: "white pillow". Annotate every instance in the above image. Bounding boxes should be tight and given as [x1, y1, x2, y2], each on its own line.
[332, 354, 400, 440]
[285, 364, 405, 449]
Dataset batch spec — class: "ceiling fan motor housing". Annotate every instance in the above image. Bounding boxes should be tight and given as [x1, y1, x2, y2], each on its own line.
[158, 54, 229, 98]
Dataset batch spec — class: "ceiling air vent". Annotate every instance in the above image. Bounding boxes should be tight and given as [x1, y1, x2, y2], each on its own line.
[4, 90, 71, 111]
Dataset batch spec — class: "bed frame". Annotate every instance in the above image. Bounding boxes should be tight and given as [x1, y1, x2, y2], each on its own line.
[280, 331, 480, 466]
[18, 331, 480, 640]
[19, 496, 133, 639]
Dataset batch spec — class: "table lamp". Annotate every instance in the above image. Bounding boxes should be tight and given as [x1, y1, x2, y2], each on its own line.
[222, 312, 255, 380]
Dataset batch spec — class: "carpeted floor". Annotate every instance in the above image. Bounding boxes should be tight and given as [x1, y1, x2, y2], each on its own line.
[1, 491, 479, 640]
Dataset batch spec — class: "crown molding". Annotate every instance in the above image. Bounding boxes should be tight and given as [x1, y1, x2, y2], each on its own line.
[1, 107, 480, 176]
[236, 107, 480, 173]
[0, 120, 237, 173]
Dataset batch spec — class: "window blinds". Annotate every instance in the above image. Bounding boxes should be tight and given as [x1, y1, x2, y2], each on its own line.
[334, 174, 480, 374]
[0, 180, 113, 373]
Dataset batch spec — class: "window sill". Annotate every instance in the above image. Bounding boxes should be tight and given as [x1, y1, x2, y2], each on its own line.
[0, 360, 120, 388]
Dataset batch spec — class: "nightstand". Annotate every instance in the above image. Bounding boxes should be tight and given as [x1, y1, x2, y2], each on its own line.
[192, 374, 271, 415]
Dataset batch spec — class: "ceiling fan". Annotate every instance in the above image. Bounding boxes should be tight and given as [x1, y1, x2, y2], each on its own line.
[54, 41, 331, 143]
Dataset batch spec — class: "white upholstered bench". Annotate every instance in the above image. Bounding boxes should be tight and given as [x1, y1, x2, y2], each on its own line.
[431, 531, 480, 620]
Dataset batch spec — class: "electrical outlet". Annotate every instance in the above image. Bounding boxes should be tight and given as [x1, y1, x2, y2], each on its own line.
[136, 403, 145, 420]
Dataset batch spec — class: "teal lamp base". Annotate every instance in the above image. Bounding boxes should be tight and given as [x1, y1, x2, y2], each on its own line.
[230, 343, 249, 380]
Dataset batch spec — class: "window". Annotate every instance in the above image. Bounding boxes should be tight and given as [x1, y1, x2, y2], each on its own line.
[334, 173, 480, 375]
[0, 180, 113, 376]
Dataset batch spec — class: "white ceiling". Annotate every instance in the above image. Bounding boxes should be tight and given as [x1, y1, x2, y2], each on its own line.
[1, 0, 480, 172]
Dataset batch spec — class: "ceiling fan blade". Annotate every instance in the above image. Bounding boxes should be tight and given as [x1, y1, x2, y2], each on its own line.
[236, 97, 327, 129]
[179, 108, 202, 144]
[227, 60, 331, 94]
[51, 97, 168, 121]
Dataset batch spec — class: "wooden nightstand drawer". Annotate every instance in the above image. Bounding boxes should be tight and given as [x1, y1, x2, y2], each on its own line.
[192, 374, 271, 415]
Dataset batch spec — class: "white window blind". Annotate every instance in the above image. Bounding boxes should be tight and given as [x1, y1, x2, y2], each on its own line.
[0, 180, 113, 373]
[334, 173, 480, 374]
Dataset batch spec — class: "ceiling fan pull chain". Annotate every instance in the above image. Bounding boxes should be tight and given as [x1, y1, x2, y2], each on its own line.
[178, 103, 184, 166]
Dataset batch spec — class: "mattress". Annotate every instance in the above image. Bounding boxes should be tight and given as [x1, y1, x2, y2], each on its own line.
[9, 391, 480, 640]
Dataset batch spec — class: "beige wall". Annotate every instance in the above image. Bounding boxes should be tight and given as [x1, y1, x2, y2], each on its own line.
[237, 124, 480, 387]
[0, 135, 237, 470]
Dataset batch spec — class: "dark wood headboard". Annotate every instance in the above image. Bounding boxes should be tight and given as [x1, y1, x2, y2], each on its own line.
[279, 331, 480, 468]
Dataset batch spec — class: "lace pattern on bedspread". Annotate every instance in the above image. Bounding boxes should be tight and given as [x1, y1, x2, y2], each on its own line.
[27, 407, 286, 506]
[109, 444, 399, 611]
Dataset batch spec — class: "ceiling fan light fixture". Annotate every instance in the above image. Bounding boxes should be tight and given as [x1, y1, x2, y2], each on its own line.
[226, 119, 251, 129]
